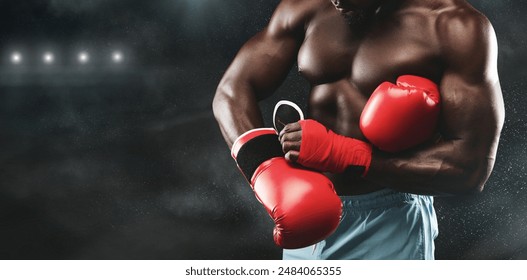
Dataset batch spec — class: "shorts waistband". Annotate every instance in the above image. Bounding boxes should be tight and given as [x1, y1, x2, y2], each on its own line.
[339, 188, 431, 211]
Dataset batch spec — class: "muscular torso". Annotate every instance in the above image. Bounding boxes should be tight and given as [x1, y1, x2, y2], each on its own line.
[216, 0, 501, 197]
[297, 1, 447, 195]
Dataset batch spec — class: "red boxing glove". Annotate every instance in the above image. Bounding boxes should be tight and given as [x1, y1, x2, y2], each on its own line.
[232, 128, 342, 249]
[297, 120, 373, 176]
[360, 75, 441, 152]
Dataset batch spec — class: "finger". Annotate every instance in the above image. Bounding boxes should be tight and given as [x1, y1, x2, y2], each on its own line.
[281, 141, 301, 154]
[285, 150, 300, 163]
[279, 130, 302, 145]
[279, 122, 302, 141]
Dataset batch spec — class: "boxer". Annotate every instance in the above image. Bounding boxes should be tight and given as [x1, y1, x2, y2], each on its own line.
[213, 0, 504, 259]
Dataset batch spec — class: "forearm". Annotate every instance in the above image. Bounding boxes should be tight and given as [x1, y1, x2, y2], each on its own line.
[212, 82, 265, 148]
[366, 140, 491, 196]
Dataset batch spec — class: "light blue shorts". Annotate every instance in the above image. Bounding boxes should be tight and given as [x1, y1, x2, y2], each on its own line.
[283, 188, 438, 260]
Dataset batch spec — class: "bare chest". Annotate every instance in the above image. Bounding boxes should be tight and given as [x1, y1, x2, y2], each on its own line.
[297, 14, 442, 94]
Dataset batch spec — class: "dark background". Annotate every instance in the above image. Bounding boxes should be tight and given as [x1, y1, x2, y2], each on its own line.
[0, 0, 525, 259]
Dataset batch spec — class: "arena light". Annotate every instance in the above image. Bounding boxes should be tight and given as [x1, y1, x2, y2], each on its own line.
[112, 51, 123, 63]
[11, 52, 22, 64]
[43, 52, 54, 64]
[78, 52, 89, 64]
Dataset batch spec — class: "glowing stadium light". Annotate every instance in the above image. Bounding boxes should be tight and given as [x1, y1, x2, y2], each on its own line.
[43, 52, 54, 64]
[112, 51, 123, 63]
[11, 52, 22, 64]
[78, 52, 89, 64]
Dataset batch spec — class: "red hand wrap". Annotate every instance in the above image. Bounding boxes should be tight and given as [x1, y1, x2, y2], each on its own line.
[297, 119, 372, 176]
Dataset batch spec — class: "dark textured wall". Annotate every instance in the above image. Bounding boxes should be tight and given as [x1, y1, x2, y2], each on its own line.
[0, 0, 525, 259]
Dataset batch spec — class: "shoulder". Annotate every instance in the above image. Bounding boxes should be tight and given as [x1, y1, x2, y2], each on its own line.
[267, 0, 330, 37]
[436, 4, 494, 52]
[435, 2, 498, 80]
